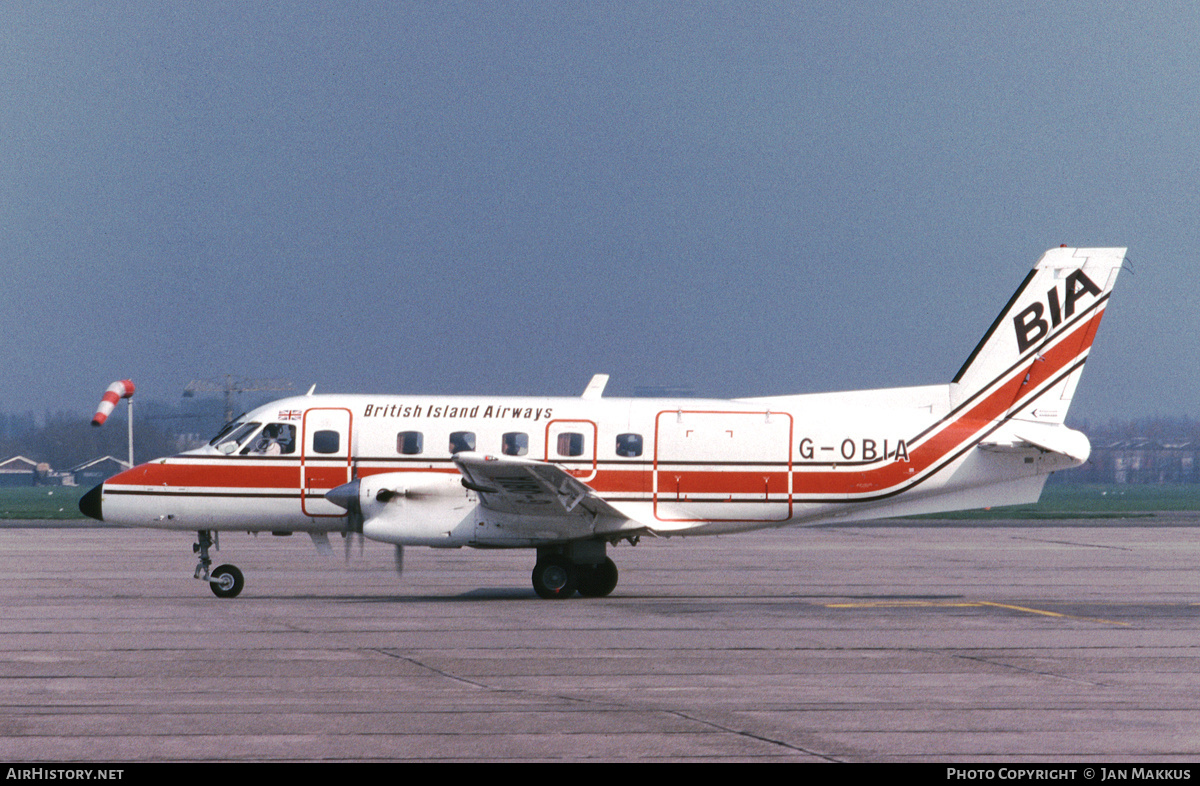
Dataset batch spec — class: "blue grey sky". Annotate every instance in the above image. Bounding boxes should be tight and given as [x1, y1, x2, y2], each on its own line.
[3, 2, 1195, 422]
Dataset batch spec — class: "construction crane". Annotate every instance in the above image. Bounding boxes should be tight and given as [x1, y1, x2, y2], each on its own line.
[182, 376, 295, 424]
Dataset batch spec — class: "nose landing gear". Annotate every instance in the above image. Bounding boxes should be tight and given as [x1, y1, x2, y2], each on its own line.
[193, 530, 244, 599]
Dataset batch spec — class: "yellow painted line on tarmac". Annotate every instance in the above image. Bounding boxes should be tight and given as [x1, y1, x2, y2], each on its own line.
[976, 601, 1130, 627]
[825, 599, 1130, 626]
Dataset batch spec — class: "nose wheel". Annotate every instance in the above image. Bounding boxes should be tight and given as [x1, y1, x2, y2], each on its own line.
[208, 564, 244, 598]
[193, 531, 244, 598]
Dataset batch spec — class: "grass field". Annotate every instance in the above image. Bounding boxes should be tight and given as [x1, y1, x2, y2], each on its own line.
[921, 483, 1200, 519]
[3, 482, 1200, 520]
[0, 486, 91, 519]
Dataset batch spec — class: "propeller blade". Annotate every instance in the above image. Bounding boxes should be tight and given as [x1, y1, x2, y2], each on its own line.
[326, 480, 364, 562]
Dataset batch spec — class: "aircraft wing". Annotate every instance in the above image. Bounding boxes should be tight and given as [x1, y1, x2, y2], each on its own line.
[453, 452, 633, 533]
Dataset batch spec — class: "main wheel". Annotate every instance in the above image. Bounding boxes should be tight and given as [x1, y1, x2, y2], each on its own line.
[210, 564, 244, 599]
[532, 556, 577, 599]
[576, 557, 619, 598]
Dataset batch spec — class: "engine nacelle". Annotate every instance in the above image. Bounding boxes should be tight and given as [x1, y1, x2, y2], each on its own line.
[354, 471, 478, 547]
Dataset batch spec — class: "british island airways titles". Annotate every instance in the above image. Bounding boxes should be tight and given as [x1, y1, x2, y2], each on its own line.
[358, 402, 908, 464]
[362, 402, 554, 421]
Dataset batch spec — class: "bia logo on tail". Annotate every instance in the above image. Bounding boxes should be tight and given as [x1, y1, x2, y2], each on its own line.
[1012, 270, 1103, 353]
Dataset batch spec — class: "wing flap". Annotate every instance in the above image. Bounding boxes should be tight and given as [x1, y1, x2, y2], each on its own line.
[453, 451, 633, 527]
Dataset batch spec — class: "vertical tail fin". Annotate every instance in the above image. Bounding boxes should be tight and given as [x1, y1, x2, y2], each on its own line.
[950, 246, 1125, 425]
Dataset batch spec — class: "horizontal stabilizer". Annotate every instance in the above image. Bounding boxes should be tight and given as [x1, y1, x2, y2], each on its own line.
[979, 422, 1091, 463]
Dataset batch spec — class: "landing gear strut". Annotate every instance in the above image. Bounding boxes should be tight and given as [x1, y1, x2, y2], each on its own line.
[193, 530, 244, 599]
[531, 542, 619, 599]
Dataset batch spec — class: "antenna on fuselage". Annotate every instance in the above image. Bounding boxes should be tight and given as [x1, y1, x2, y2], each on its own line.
[581, 374, 609, 400]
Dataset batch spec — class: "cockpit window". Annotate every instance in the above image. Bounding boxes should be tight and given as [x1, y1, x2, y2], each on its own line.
[207, 416, 249, 447]
[212, 422, 261, 453]
[242, 423, 296, 455]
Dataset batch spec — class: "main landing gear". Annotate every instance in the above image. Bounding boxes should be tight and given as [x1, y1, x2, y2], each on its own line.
[193, 530, 244, 599]
[532, 542, 621, 600]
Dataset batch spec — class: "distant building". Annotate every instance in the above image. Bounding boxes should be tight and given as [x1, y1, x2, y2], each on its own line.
[1080, 439, 1200, 484]
[66, 456, 130, 487]
[0, 456, 40, 486]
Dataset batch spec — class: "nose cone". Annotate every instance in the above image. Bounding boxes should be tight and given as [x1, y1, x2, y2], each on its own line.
[79, 484, 103, 521]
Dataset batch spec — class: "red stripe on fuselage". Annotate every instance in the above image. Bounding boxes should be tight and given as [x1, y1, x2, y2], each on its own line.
[106, 461, 303, 490]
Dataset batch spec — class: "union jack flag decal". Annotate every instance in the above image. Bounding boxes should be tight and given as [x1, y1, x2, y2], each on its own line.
[279, 409, 302, 421]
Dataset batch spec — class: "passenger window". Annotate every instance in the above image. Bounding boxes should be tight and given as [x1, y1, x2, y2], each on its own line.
[502, 432, 528, 456]
[313, 430, 340, 455]
[397, 431, 423, 455]
[244, 423, 296, 455]
[449, 431, 476, 454]
[615, 433, 643, 457]
[557, 432, 585, 457]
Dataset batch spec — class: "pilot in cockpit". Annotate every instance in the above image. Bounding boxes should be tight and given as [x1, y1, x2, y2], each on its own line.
[250, 424, 295, 455]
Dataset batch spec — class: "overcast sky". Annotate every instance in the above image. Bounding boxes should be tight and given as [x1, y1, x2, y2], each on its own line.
[3, 2, 1196, 424]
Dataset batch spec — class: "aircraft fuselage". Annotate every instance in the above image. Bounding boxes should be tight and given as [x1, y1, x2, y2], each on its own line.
[87, 384, 1076, 544]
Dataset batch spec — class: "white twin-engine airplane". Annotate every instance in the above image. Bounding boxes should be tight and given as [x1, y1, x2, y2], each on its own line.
[81, 246, 1126, 600]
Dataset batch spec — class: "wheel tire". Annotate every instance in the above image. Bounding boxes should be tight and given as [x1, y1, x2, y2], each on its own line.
[532, 556, 577, 599]
[576, 557, 618, 598]
[210, 564, 244, 599]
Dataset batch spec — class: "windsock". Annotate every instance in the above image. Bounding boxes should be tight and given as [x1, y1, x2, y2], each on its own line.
[92, 379, 135, 427]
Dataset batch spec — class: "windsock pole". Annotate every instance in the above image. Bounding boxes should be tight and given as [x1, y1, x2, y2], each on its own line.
[127, 397, 134, 468]
[92, 379, 136, 468]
